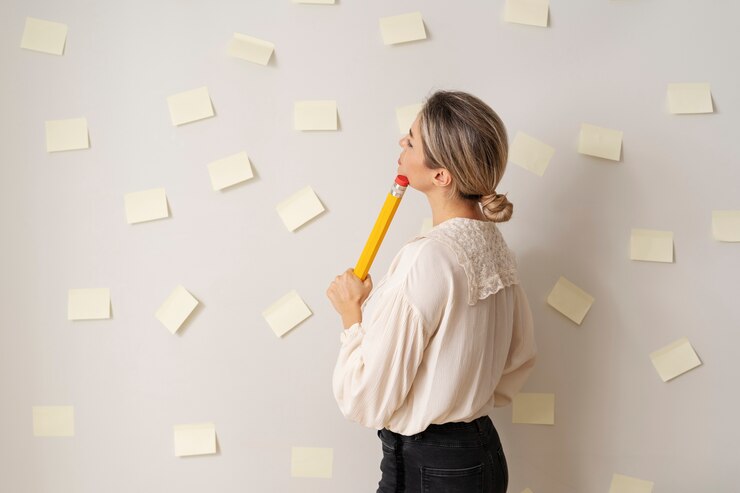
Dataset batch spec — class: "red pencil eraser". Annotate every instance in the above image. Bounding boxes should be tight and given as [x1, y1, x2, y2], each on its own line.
[395, 175, 409, 187]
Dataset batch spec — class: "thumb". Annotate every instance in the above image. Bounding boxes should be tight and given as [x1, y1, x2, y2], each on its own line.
[363, 274, 373, 288]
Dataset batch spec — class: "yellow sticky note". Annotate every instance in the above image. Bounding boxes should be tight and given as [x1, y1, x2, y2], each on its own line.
[512, 393, 554, 425]
[45, 118, 89, 152]
[294, 101, 337, 131]
[33, 406, 74, 437]
[293, 0, 335, 4]
[396, 103, 423, 134]
[667, 83, 713, 114]
[379, 12, 427, 45]
[167, 87, 214, 126]
[547, 277, 594, 325]
[609, 473, 654, 493]
[291, 447, 333, 478]
[68, 288, 110, 320]
[276, 186, 325, 231]
[504, 0, 550, 28]
[630, 229, 673, 263]
[263, 290, 312, 337]
[155, 285, 199, 334]
[521, 489, 534, 493]
[21, 17, 68, 55]
[419, 217, 434, 235]
[712, 210, 740, 242]
[578, 123, 623, 161]
[124, 188, 169, 224]
[509, 131, 555, 176]
[173, 423, 216, 457]
[650, 337, 701, 382]
[208, 152, 254, 191]
[228, 33, 274, 65]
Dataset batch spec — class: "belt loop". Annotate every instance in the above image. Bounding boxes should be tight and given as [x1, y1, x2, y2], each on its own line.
[394, 433, 405, 492]
[474, 416, 489, 449]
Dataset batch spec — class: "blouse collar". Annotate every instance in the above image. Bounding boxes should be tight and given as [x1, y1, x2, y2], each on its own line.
[417, 218, 520, 305]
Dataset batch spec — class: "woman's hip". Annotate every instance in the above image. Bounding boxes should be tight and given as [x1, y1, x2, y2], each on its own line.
[377, 415, 508, 493]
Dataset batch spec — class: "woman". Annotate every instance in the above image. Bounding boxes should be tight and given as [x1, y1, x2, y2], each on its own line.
[326, 91, 537, 493]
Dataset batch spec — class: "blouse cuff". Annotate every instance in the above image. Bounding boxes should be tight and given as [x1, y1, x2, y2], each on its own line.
[339, 322, 364, 344]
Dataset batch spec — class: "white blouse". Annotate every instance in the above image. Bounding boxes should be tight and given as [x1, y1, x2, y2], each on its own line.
[332, 217, 537, 436]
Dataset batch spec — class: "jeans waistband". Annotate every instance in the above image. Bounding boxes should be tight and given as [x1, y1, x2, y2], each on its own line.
[383, 415, 494, 442]
[427, 414, 490, 431]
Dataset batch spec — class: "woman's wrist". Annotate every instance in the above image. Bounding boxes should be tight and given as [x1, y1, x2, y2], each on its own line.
[341, 305, 362, 329]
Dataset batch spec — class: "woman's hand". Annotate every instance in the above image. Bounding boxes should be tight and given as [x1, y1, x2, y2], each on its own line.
[326, 269, 373, 329]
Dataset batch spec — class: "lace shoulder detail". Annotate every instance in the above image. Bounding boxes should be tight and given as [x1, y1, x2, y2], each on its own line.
[418, 218, 520, 305]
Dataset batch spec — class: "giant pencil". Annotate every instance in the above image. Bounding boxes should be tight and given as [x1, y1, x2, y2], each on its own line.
[354, 175, 409, 281]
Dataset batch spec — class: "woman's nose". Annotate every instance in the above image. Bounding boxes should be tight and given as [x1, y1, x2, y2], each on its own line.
[398, 136, 406, 148]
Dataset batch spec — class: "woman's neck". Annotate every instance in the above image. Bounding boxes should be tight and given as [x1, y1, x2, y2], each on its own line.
[427, 192, 485, 226]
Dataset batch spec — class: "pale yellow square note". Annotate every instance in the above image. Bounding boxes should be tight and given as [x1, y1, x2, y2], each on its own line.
[504, 0, 550, 28]
[167, 87, 214, 126]
[173, 423, 216, 457]
[578, 123, 623, 161]
[208, 152, 254, 191]
[228, 33, 274, 65]
[33, 406, 74, 437]
[396, 103, 423, 134]
[509, 131, 555, 176]
[124, 188, 169, 224]
[293, 0, 335, 4]
[650, 337, 701, 382]
[294, 101, 337, 131]
[712, 210, 740, 242]
[667, 83, 713, 114]
[291, 447, 333, 478]
[263, 290, 312, 337]
[547, 277, 594, 325]
[45, 118, 89, 152]
[68, 288, 110, 320]
[155, 285, 199, 334]
[609, 473, 654, 493]
[630, 229, 673, 263]
[21, 17, 68, 55]
[512, 393, 554, 425]
[276, 186, 325, 231]
[379, 12, 427, 45]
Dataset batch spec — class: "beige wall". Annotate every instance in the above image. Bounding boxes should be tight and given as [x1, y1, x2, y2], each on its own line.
[0, 0, 737, 492]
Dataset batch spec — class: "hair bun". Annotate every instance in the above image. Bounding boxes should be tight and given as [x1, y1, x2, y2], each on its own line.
[480, 193, 513, 223]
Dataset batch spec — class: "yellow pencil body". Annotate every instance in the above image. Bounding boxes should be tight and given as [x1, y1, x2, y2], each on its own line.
[354, 176, 409, 281]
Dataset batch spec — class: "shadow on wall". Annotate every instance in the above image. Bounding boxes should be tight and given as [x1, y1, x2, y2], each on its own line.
[502, 151, 646, 488]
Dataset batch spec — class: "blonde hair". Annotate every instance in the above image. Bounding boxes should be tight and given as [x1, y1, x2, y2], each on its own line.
[419, 91, 513, 223]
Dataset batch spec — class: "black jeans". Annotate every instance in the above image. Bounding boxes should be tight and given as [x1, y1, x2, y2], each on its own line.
[376, 415, 508, 493]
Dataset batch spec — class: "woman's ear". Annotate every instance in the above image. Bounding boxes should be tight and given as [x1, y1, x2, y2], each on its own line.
[432, 168, 453, 188]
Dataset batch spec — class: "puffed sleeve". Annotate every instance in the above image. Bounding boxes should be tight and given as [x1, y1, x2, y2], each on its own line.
[332, 283, 427, 429]
[332, 240, 450, 430]
[493, 283, 537, 406]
